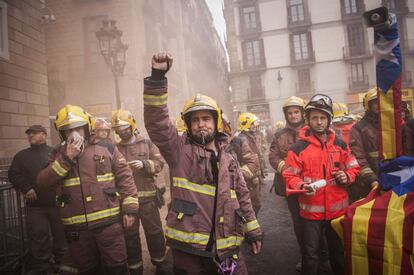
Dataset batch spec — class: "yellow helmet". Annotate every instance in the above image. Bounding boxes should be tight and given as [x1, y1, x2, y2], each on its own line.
[274, 121, 285, 130]
[181, 94, 222, 132]
[175, 117, 187, 133]
[332, 102, 349, 118]
[237, 112, 259, 132]
[111, 109, 137, 133]
[363, 87, 378, 111]
[283, 96, 306, 110]
[55, 104, 91, 134]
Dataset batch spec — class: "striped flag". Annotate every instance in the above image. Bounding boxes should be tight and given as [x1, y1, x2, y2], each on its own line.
[331, 187, 414, 275]
[376, 14, 403, 160]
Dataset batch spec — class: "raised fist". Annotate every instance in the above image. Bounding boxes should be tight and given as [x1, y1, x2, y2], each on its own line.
[152, 52, 173, 71]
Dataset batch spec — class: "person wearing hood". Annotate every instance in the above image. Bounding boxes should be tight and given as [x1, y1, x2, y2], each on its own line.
[349, 87, 380, 202]
[143, 52, 263, 274]
[283, 94, 360, 275]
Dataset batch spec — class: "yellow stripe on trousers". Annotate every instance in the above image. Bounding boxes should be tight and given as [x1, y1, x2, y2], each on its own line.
[351, 199, 375, 275]
[382, 192, 406, 275]
[379, 89, 396, 160]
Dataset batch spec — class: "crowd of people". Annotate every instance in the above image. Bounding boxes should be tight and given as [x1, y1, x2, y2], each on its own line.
[7, 52, 414, 275]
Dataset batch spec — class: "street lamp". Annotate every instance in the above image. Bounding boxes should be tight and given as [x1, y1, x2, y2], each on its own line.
[96, 19, 128, 109]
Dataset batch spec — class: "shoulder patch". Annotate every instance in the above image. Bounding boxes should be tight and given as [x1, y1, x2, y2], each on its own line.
[333, 138, 347, 150]
[290, 140, 310, 156]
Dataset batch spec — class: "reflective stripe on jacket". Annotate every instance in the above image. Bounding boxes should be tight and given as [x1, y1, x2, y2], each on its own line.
[283, 126, 360, 220]
[116, 135, 164, 203]
[37, 137, 138, 230]
[143, 77, 262, 258]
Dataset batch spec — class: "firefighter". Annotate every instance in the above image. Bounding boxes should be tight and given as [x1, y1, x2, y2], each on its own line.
[268, 96, 306, 271]
[111, 109, 169, 275]
[93, 117, 112, 140]
[8, 125, 67, 274]
[233, 112, 264, 215]
[331, 103, 356, 145]
[349, 87, 380, 203]
[143, 52, 263, 274]
[283, 94, 360, 275]
[36, 104, 139, 275]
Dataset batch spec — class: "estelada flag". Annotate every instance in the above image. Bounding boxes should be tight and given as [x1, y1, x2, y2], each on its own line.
[332, 156, 414, 275]
[376, 14, 402, 160]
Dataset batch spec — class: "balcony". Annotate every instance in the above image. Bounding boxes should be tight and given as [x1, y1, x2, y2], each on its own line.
[348, 75, 369, 91]
[340, 1, 366, 21]
[343, 45, 372, 60]
[291, 50, 315, 67]
[385, 0, 409, 14]
[296, 81, 315, 97]
[402, 70, 412, 88]
[287, 11, 311, 30]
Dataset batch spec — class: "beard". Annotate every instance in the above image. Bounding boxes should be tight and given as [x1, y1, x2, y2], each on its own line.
[119, 131, 132, 142]
[287, 119, 303, 128]
[191, 131, 216, 145]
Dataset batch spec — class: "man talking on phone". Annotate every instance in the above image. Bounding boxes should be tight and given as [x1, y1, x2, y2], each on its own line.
[37, 104, 139, 275]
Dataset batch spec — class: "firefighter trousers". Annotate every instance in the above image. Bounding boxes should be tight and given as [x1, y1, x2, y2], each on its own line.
[67, 222, 128, 274]
[26, 206, 67, 273]
[124, 200, 166, 271]
[247, 178, 261, 216]
[172, 249, 248, 275]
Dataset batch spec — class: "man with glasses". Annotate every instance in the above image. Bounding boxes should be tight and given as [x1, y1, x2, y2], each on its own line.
[283, 94, 360, 275]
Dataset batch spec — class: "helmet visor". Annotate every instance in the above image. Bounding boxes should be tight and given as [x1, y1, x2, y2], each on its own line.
[310, 94, 332, 108]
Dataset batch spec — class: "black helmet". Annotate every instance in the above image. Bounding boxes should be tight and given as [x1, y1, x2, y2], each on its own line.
[305, 94, 333, 119]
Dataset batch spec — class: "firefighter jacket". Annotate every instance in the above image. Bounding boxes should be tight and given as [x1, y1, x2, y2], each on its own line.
[268, 124, 302, 196]
[349, 112, 379, 186]
[143, 77, 263, 259]
[229, 134, 259, 182]
[8, 143, 56, 207]
[283, 126, 360, 220]
[332, 116, 356, 145]
[236, 131, 263, 181]
[36, 136, 139, 231]
[116, 134, 165, 204]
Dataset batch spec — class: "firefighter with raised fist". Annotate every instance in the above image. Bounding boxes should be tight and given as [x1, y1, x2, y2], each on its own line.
[143, 52, 263, 274]
[112, 109, 169, 275]
[36, 104, 139, 275]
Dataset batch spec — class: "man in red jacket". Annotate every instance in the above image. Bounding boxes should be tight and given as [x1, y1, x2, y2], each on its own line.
[283, 94, 360, 275]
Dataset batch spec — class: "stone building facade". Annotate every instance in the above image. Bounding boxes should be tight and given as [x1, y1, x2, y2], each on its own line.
[0, 0, 49, 162]
[224, 0, 414, 124]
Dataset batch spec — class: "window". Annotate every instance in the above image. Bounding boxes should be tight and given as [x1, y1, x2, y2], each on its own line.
[351, 63, 365, 83]
[0, 1, 9, 60]
[243, 39, 263, 68]
[240, 5, 257, 31]
[83, 15, 107, 65]
[292, 32, 310, 61]
[289, 0, 304, 22]
[344, 0, 358, 14]
[298, 68, 311, 93]
[249, 75, 264, 99]
[347, 23, 365, 56]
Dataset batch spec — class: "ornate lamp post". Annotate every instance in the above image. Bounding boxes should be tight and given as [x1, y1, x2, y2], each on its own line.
[96, 19, 128, 109]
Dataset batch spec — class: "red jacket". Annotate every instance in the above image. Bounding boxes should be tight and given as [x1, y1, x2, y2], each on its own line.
[332, 117, 356, 145]
[283, 126, 360, 220]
